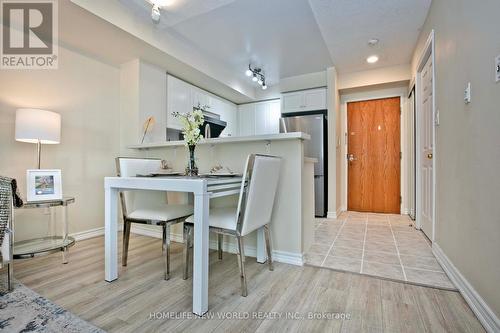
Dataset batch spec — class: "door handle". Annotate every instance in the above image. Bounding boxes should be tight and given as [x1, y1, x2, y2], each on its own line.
[427, 153, 433, 160]
[348, 154, 357, 162]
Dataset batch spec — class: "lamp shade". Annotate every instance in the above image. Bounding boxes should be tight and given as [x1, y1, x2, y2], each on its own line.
[15, 109, 61, 144]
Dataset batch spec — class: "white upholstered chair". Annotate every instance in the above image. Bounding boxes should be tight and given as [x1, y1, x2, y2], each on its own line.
[183, 154, 282, 296]
[0, 194, 14, 291]
[116, 157, 193, 280]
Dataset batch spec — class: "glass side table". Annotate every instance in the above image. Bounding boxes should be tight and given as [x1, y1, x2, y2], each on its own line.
[14, 197, 76, 264]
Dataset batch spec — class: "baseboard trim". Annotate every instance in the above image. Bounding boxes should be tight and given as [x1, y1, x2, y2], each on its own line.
[433, 243, 499, 333]
[131, 225, 303, 266]
[70, 227, 104, 241]
[326, 211, 337, 219]
[326, 207, 344, 219]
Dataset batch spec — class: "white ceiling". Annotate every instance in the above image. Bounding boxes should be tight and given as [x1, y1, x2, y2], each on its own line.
[115, 0, 431, 82]
[308, 0, 432, 73]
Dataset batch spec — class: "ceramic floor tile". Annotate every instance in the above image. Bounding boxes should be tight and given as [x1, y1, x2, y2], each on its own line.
[400, 254, 443, 271]
[338, 231, 365, 241]
[363, 251, 401, 265]
[362, 261, 405, 280]
[397, 245, 434, 257]
[334, 238, 364, 249]
[308, 243, 332, 255]
[405, 268, 455, 289]
[304, 253, 327, 266]
[323, 255, 362, 272]
[313, 235, 334, 245]
[330, 246, 363, 259]
[364, 242, 397, 253]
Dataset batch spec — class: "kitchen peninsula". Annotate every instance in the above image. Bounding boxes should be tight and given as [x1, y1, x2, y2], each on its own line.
[125, 132, 316, 265]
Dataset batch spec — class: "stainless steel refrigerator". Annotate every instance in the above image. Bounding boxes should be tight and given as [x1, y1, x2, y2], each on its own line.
[280, 112, 327, 217]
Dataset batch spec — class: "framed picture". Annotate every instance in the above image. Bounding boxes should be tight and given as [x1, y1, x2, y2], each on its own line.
[26, 169, 62, 202]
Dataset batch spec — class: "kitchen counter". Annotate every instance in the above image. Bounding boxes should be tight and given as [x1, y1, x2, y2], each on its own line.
[127, 132, 310, 149]
[123, 132, 315, 266]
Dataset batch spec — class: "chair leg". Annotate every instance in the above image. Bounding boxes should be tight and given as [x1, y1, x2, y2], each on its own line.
[162, 224, 170, 280]
[183, 224, 190, 280]
[264, 224, 274, 271]
[122, 220, 131, 266]
[236, 235, 248, 297]
[217, 233, 223, 260]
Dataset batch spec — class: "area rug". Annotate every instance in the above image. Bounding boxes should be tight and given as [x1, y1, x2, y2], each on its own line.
[0, 280, 104, 333]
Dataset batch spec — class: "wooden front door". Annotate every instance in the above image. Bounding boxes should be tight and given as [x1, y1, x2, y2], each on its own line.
[347, 97, 401, 213]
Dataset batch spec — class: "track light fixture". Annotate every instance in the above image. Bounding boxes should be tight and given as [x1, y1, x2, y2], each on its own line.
[245, 64, 267, 90]
[151, 4, 161, 23]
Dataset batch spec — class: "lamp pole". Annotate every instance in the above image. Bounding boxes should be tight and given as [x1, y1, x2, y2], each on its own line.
[37, 139, 41, 169]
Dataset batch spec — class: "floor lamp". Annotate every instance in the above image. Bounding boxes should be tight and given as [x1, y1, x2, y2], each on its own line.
[15, 109, 61, 169]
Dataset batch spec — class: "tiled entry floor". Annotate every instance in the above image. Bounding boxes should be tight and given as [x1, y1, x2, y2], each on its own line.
[305, 211, 456, 290]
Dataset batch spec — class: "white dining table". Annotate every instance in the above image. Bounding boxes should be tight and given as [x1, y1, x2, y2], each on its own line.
[104, 175, 267, 316]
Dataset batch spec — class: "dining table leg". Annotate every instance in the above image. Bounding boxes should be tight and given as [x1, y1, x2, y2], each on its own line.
[105, 186, 119, 282]
[193, 192, 210, 316]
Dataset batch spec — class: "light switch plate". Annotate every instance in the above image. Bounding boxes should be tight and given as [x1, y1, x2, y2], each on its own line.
[496, 55, 500, 83]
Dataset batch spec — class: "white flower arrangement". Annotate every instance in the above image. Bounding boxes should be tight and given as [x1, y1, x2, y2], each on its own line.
[173, 104, 206, 146]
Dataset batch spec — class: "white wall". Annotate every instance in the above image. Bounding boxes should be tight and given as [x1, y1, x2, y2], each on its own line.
[339, 85, 409, 213]
[338, 64, 411, 90]
[411, 0, 500, 322]
[0, 46, 120, 240]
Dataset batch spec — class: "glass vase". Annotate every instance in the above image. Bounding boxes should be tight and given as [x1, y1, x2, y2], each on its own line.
[186, 144, 198, 176]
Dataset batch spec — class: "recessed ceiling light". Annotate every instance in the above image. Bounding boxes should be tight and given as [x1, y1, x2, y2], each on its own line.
[367, 55, 379, 64]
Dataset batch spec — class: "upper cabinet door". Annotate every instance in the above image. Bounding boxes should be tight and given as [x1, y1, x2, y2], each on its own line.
[254, 102, 269, 135]
[238, 104, 256, 136]
[303, 88, 327, 111]
[281, 91, 304, 113]
[268, 100, 281, 134]
[192, 87, 210, 109]
[167, 75, 191, 130]
[281, 88, 327, 113]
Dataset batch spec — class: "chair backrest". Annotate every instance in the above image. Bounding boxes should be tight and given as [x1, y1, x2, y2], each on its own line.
[237, 154, 282, 236]
[115, 157, 167, 217]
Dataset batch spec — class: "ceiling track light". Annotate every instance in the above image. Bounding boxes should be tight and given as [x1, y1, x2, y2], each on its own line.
[245, 64, 268, 90]
[151, 4, 161, 23]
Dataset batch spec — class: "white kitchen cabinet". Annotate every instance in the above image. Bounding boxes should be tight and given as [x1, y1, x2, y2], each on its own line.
[238, 100, 281, 136]
[209, 96, 237, 137]
[218, 101, 238, 137]
[191, 87, 210, 109]
[167, 75, 192, 130]
[281, 88, 326, 114]
[167, 75, 239, 137]
[238, 104, 256, 136]
[281, 91, 304, 113]
[268, 100, 281, 133]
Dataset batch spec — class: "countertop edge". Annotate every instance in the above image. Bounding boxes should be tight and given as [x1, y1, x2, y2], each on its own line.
[127, 132, 311, 149]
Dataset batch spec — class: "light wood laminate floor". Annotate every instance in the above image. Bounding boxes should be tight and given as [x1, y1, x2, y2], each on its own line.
[12, 234, 484, 333]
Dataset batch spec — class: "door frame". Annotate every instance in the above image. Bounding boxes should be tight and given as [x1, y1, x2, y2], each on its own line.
[342, 94, 406, 214]
[415, 30, 436, 242]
